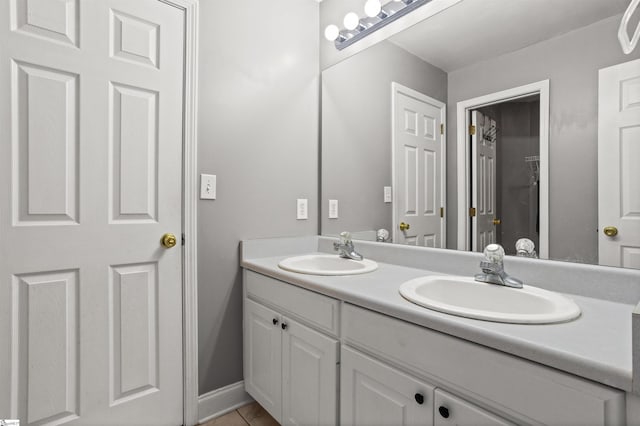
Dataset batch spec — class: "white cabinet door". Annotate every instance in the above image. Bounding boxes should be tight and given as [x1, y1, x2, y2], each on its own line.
[434, 389, 513, 426]
[281, 317, 338, 426]
[244, 299, 283, 421]
[341, 346, 434, 426]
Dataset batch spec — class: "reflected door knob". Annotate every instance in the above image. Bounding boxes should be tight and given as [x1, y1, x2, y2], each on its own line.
[493, 218, 501, 225]
[399, 222, 410, 231]
[162, 233, 177, 248]
[603, 226, 618, 237]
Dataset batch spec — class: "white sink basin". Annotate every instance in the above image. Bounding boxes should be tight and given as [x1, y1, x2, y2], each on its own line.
[399, 275, 581, 324]
[278, 254, 378, 276]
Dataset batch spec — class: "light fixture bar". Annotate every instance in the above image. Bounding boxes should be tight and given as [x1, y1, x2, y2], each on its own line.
[335, 0, 432, 51]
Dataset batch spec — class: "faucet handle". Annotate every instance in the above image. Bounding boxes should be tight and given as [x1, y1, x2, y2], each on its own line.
[515, 238, 536, 257]
[339, 231, 352, 244]
[483, 243, 505, 264]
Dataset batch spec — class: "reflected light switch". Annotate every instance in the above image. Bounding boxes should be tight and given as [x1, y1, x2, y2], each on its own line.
[200, 174, 216, 200]
[384, 186, 392, 203]
[329, 199, 338, 219]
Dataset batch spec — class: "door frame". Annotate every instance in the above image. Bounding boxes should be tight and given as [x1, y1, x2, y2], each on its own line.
[391, 82, 447, 246]
[162, 1, 199, 425]
[456, 80, 549, 258]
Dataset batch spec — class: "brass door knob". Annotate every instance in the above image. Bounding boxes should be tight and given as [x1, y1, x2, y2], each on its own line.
[493, 218, 501, 225]
[162, 233, 177, 248]
[603, 226, 618, 237]
[399, 222, 410, 231]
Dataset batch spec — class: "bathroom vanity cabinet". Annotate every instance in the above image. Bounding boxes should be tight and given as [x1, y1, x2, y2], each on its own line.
[243, 271, 339, 425]
[243, 269, 627, 425]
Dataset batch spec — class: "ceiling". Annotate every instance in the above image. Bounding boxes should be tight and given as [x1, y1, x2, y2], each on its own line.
[389, 0, 628, 72]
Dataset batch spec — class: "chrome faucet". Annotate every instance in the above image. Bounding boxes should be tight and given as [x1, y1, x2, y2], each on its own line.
[474, 244, 523, 289]
[333, 232, 364, 261]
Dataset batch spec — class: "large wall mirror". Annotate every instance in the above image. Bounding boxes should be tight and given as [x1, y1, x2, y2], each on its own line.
[321, 0, 640, 268]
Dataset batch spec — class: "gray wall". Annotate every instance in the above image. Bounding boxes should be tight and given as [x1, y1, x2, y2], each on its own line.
[447, 15, 640, 263]
[322, 40, 447, 236]
[197, 0, 319, 395]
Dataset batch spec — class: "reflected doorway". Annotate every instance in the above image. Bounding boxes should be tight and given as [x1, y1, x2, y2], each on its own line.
[470, 96, 540, 255]
[456, 80, 549, 259]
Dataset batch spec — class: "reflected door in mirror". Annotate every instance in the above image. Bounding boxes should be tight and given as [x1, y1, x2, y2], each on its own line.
[392, 83, 446, 247]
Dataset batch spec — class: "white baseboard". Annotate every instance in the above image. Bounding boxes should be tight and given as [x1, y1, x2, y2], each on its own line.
[198, 381, 254, 424]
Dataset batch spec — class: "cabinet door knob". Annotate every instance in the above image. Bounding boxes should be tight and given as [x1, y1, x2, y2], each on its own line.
[272, 318, 279, 326]
[438, 406, 450, 419]
[414, 393, 424, 405]
[281, 322, 288, 330]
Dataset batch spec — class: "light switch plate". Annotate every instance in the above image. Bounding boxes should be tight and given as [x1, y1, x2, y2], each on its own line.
[200, 174, 216, 200]
[384, 186, 392, 203]
[297, 199, 308, 220]
[329, 199, 338, 219]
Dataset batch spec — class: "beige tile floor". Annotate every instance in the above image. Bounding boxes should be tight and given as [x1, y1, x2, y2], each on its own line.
[199, 402, 279, 426]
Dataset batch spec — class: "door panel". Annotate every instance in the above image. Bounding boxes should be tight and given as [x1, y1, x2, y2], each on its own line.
[109, 262, 159, 405]
[0, 1, 185, 424]
[13, 270, 80, 425]
[109, 83, 159, 222]
[11, 0, 79, 46]
[12, 61, 79, 225]
[598, 58, 640, 268]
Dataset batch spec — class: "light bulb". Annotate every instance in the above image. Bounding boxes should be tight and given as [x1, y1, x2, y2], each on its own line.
[343, 12, 359, 31]
[324, 24, 339, 41]
[364, 0, 382, 17]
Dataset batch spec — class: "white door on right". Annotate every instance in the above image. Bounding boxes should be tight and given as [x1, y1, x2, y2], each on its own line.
[598, 58, 640, 269]
[471, 111, 498, 252]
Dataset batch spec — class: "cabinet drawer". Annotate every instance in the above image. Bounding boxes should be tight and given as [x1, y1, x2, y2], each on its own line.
[343, 304, 625, 425]
[245, 270, 340, 336]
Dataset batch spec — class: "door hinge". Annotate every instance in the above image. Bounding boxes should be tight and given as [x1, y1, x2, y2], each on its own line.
[469, 124, 476, 135]
[440, 207, 444, 218]
[181, 233, 185, 246]
[440, 123, 444, 135]
[469, 207, 476, 217]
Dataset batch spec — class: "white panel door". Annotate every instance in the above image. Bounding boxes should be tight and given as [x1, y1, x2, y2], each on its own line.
[244, 299, 283, 422]
[393, 83, 446, 247]
[281, 317, 338, 426]
[472, 111, 498, 252]
[341, 346, 435, 426]
[0, 1, 185, 424]
[598, 58, 640, 269]
[434, 389, 513, 426]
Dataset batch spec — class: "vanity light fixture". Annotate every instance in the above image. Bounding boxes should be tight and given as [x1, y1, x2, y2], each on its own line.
[324, 0, 432, 50]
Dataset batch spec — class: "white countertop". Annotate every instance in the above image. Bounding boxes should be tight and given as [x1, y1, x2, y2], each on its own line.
[242, 251, 634, 392]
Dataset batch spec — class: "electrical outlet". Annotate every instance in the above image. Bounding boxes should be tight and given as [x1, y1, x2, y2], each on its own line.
[384, 186, 392, 203]
[297, 199, 308, 220]
[200, 174, 216, 200]
[329, 199, 338, 219]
